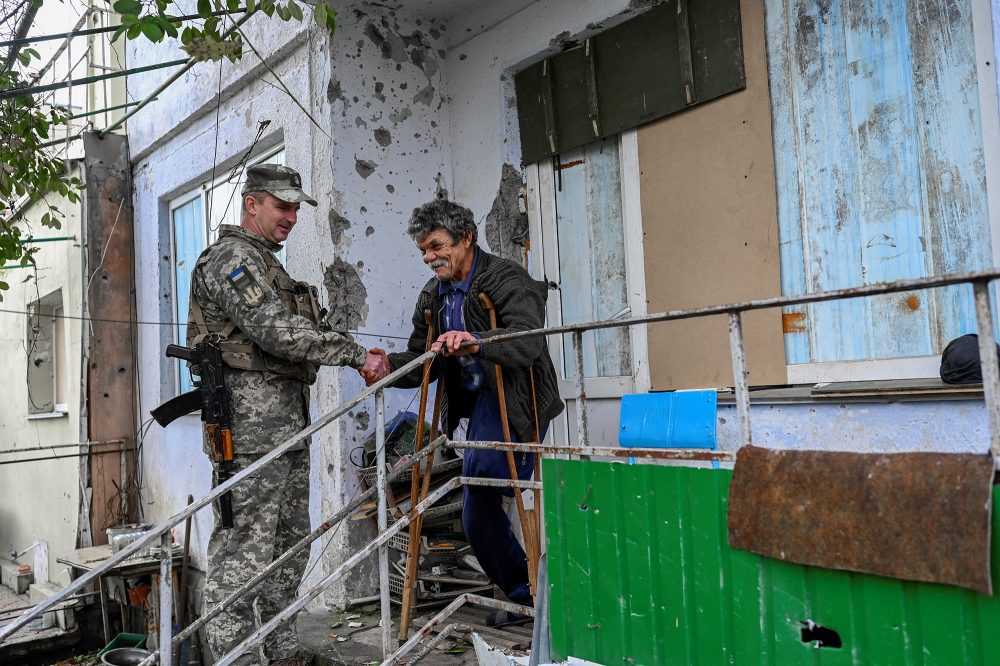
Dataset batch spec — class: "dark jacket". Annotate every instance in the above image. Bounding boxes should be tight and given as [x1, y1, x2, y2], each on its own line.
[387, 248, 564, 441]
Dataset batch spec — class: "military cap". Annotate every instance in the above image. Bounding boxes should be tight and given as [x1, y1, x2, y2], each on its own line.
[242, 164, 317, 206]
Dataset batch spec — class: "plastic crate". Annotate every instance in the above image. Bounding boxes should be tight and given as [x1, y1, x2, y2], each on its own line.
[98, 632, 147, 657]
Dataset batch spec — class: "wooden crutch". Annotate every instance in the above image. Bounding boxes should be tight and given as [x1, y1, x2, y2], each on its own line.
[478, 292, 542, 597]
[398, 310, 440, 640]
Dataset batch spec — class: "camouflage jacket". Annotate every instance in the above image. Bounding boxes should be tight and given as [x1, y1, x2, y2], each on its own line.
[187, 225, 367, 453]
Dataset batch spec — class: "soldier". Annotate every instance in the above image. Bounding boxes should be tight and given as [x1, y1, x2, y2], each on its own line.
[187, 164, 383, 666]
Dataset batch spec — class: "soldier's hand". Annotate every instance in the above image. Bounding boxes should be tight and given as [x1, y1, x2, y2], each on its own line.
[361, 348, 391, 385]
[432, 330, 480, 356]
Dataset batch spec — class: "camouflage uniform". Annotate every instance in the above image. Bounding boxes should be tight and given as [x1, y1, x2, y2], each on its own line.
[188, 221, 366, 665]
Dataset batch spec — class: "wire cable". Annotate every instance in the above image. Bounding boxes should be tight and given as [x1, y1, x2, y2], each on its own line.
[0, 305, 414, 342]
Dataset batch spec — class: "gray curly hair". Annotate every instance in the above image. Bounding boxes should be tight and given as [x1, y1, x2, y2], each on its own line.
[405, 199, 478, 244]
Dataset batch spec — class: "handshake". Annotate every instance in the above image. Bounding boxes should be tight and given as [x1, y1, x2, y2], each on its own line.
[360, 348, 391, 386]
[358, 331, 481, 387]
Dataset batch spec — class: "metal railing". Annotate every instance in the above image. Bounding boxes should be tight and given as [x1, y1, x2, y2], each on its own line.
[3, 267, 999, 665]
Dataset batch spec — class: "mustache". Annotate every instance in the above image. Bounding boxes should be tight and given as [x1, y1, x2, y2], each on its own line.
[428, 259, 448, 269]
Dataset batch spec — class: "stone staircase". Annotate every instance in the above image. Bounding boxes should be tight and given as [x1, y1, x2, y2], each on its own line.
[0, 558, 80, 661]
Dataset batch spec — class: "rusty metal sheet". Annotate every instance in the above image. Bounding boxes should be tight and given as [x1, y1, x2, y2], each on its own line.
[727, 445, 995, 594]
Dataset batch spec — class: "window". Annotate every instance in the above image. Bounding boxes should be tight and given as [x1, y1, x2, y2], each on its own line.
[527, 130, 649, 399]
[26, 290, 66, 416]
[766, 0, 999, 382]
[170, 148, 285, 392]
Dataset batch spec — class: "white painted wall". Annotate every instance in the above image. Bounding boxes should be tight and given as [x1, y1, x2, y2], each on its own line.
[0, 168, 86, 587]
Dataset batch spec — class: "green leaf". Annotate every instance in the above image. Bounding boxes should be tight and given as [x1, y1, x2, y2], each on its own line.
[287, 0, 302, 21]
[227, 0, 238, 12]
[113, 0, 143, 15]
[157, 16, 178, 38]
[181, 26, 195, 45]
[313, 1, 325, 26]
[197, 0, 211, 18]
[140, 20, 164, 42]
[245, 0, 255, 12]
[126, 23, 143, 39]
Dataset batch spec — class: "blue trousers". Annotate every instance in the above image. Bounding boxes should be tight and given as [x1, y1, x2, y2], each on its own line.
[462, 392, 540, 606]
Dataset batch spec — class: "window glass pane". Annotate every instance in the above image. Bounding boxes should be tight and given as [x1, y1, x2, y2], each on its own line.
[26, 293, 60, 414]
[173, 196, 205, 393]
[554, 138, 631, 378]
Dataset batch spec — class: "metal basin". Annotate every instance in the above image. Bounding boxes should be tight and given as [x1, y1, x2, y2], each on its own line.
[101, 647, 153, 666]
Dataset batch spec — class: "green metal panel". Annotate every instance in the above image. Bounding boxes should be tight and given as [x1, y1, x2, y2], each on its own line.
[543, 459, 1000, 665]
[514, 0, 745, 165]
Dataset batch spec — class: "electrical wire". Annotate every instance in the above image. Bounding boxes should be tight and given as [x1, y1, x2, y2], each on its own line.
[0, 445, 132, 466]
[0, 305, 414, 342]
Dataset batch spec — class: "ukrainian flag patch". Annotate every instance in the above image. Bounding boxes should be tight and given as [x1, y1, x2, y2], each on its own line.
[227, 265, 264, 306]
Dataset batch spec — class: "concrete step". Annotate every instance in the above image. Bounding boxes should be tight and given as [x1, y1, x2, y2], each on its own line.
[0, 579, 80, 662]
[29, 581, 78, 631]
[0, 558, 34, 595]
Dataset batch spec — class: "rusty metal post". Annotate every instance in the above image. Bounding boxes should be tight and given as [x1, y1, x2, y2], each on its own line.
[973, 280, 1000, 465]
[728, 311, 752, 447]
[572, 330, 589, 449]
[157, 531, 173, 666]
[375, 388, 393, 656]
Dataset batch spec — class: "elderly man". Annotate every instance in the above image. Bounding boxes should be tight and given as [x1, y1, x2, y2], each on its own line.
[366, 199, 563, 625]
[187, 164, 382, 665]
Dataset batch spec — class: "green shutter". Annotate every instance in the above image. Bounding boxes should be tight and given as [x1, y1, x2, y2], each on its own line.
[515, 0, 745, 165]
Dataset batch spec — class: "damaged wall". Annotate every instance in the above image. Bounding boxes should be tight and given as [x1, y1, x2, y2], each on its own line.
[312, 4, 451, 602]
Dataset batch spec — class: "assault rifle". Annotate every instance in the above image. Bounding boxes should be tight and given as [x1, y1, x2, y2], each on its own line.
[151, 342, 236, 529]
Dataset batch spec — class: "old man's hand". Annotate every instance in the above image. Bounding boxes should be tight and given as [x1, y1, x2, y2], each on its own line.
[432, 330, 480, 356]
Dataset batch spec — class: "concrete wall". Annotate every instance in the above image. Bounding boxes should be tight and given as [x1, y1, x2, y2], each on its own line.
[0, 167, 86, 587]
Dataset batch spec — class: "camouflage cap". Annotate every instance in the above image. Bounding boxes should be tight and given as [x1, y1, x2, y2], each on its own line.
[242, 164, 317, 206]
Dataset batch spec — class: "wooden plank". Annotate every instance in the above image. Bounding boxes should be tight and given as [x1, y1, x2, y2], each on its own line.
[767, 0, 991, 365]
[83, 134, 138, 543]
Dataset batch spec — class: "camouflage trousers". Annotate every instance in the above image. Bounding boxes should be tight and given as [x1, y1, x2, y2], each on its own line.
[204, 448, 310, 665]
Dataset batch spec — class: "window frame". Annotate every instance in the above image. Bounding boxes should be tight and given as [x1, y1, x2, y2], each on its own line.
[25, 290, 66, 417]
[525, 128, 650, 401]
[167, 146, 286, 391]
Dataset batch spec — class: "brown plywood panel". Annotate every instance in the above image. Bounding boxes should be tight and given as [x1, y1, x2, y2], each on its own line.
[639, 0, 785, 391]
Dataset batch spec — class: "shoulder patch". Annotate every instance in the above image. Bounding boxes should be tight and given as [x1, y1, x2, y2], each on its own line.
[227, 265, 265, 307]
